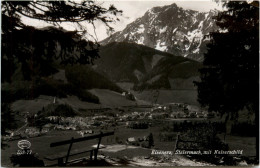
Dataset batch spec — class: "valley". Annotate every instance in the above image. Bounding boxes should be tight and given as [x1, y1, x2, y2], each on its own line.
[1, 1, 258, 167]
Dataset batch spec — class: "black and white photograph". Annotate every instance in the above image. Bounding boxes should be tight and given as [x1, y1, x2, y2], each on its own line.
[1, 0, 259, 167]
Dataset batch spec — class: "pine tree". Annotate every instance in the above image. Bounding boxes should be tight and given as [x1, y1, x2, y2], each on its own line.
[194, 1, 259, 162]
[1, 1, 122, 81]
[148, 133, 154, 148]
[194, 1, 259, 118]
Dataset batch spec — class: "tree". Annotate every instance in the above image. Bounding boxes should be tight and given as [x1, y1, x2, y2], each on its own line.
[194, 1, 258, 118]
[194, 1, 259, 162]
[1, 1, 122, 81]
[148, 133, 154, 148]
[1, 103, 17, 135]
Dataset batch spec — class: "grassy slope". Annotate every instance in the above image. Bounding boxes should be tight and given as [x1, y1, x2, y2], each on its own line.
[7, 63, 128, 113]
[133, 90, 199, 106]
[88, 89, 149, 107]
[116, 82, 199, 105]
[10, 95, 105, 115]
[97, 42, 202, 90]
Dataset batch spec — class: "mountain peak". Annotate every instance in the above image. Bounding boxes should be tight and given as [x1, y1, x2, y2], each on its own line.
[102, 4, 218, 61]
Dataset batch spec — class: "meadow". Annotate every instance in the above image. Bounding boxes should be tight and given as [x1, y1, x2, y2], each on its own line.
[2, 119, 256, 166]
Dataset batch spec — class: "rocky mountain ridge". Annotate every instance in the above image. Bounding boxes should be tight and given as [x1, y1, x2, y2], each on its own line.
[101, 3, 218, 61]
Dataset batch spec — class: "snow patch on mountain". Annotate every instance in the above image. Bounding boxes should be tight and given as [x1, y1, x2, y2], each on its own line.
[155, 40, 167, 51]
[172, 28, 178, 34]
[137, 24, 145, 34]
[159, 26, 167, 33]
[137, 36, 144, 45]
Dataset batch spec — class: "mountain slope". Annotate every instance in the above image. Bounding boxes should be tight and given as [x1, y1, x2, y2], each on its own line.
[134, 56, 202, 90]
[101, 3, 218, 61]
[95, 42, 173, 83]
[94, 42, 202, 90]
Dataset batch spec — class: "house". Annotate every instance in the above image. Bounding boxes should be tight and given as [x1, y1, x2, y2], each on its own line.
[54, 125, 66, 130]
[85, 130, 93, 134]
[25, 127, 40, 134]
[41, 128, 49, 133]
[65, 126, 77, 130]
[127, 137, 136, 142]
[25, 127, 41, 137]
[77, 130, 93, 137]
[41, 123, 53, 133]
[125, 92, 135, 101]
[127, 137, 139, 146]
[77, 131, 85, 137]
[92, 144, 106, 149]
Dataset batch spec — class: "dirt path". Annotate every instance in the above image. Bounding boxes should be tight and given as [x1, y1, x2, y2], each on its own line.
[100, 144, 214, 166]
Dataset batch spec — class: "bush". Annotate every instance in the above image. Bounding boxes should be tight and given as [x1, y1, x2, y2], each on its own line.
[141, 141, 150, 148]
[148, 133, 154, 148]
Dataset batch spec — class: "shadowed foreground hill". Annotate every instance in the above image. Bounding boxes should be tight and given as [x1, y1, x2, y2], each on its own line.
[95, 42, 202, 90]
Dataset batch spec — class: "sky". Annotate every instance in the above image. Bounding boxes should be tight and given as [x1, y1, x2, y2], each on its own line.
[21, 1, 223, 41]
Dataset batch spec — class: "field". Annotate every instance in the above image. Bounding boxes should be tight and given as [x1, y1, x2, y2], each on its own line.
[117, 82, 199, 106]
[88, 89, 149, 107]
[134, 90, 199, 105]
[1, 126, 170, 166]
[10, 88, 152, 115]
[2, 118, 257, 167]
[2, 121, 178, 167]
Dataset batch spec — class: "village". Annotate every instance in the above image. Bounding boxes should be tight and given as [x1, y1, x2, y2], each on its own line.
[3, 102, 211, 143]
